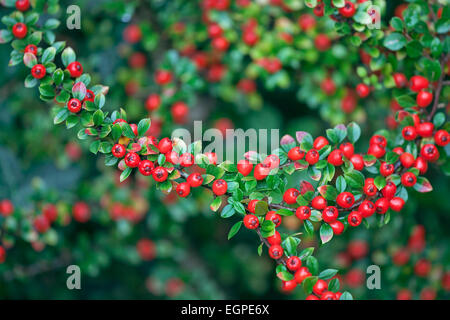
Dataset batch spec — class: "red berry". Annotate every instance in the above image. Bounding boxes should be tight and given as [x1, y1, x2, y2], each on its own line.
[72, 202, 91, 223]
[295, 267, 312, 284]
[0, 199, 14, 217]
[311, 196, 327, 210]
[400, 152, 415, 168]
[370, 135, 387, 148]
[253, 163, 270, 180]
[171, 101, 189, 124]
[359, 200, 375, 218]
[409, 75, 429, 92]
[390, 197, 405, 212]
[24, 44, 37, 55]
[381, 181, 397, 199]
[368, 143, 386, 158]
[31, 64, 46, 79]
[348, 211, 362, 227]
[288, 147, 305, 161]
[145, 94, 161, 111]
[356, 83, 370, 98]
[336, 192, 355, 209]
[243, 214, 259, 229]
[402, 126, 417, 141]
[67, 98, 82, 113]
[166, 151, 180, 165]
[136, 239, 156, 260]
[322, 206, 339, 223]
[205, 152, 218, 165]
[268, 245, 284, 259]
[314, 34, 331, 51]
[265, 211, 282, 227]
[247, 199, 258, 213]
[212, 179, 228, 196]
[435, 130, 450, 147]
[363, 182, 378, 197]
[416, 91, 433, 108]
[416, 122, 434, 138]
[321, 78, 336, 95]
[155, 70, 172, 85]
[305, 149, 320, 165]
[339, 1, 356, 17]
[321, 291, 337, 300]
[267, 230, 281, 245]
[329, 220, 344, 235]
[187, 173, 204, 187]
[180, 153, 194, 167]
[158, 137, 173, 154]
[393, 73, 407, 88]
[112, 144, 126, 158]
[12, 22, 27, 38]
[152, 166, 168, 182]
[375, 197, 390, 214]
[420, 144, 439, 162]
[33, 215, 50, 233]
[313, 279, 328, 296]
[0, 246, 5, 263]
[313, 3, 324, 17]
[327, 149, 344, 166]
[237, 159, 253, 176]
[67, 61, 83, 78]
[313, 136, 329, 150]
[379, 162, 394, 177]
[15, 0, 30, 11]
[414, 156, 428, 174]
[281, 280, 297, 292]
[123, 24, 142, 43]
[125, 152, 140, 168]
[295, 206, 311, 220]
[286, 256, 302, 272]
[283, 188, 299, 204]
[212, 37, 229, 51]
[350, 154, 364, 170]
[138, 160, 154, 176]
[129, 124, 138, 137]
[176, 182, 191, 197]
[298, 14, 316, 31]
[84, 90, 95, 102]
[339, 142, 354, 159]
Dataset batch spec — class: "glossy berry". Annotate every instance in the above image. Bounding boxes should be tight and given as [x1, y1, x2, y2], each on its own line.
[125, 152, 140, 168]
[247, 199, 258, 214]
[212, 179, 228, 196]
[31, 64, 46, 79]
[356, 83, 370, 98]
[329, 220, 344, 235]
[155, 70, 172, 85]
[402, 126, 417, 141]
[305, 149, 320, 165]
[368, 143, 386, 158]
[0, 199, 14, 216]
[414, 156, 428, 174]
[281, 280, 297, 292]
[311, 196, 327, 210]
[138, 160, 154, 176]
[152, 166, 168, 182]
[67, 61, 83, 78]
[286, 256, 302, 272]
[268, 245, 284, 259]
[393, 73, 408, 88]
[336, 192, 355, 209]
[267, 230, 281, 245]
[381, 181, 397, 199]
[390, 197, 405, 212]
[401, 172, 417, 187]
[0, 246, 5, 264]
[321, 291, 337, 300]
[420, 144, 439, 162]
[176, 182, 191, 198]
[359, 200, 376, 218]
[400, 152, 415, 168]
[409, 75, 429, 92]
[15, 0, 30, 11]
[283, 188, 299, 204]
[145, 94, 161, 111]
[348, 211, 362, 227]
[295, 267, 312, 284]
[158, 137, 173, 154]
[350, 154, 364, 170]
[313, 136, 329, 150]
[180, 153, 194, 167]
[416, 91, 433, 108]
[370, 135, 387, 148]
[327, 149, 344, 166]
[237, 159, 253, 176]
[339, 142, 354, 159]
[363, 182, 377, 197]
[112, 144, 126, 158]
[67, 98, 82, 113]
[295, 206, 311, 220]
[33, 215, 50, 233]
[339, 1, 356, 17]
[12, 23, 27, 38]
[322, 206, 338, 223]
[435, 130, 449, 147]
[288, 147, 305, 161]
[416, 122, 434, 138]
[253, 163, 270, 180]
[187, 173, 203, 187]
[375, 197, 389, 214]
[313, 279, 328, 296]
[265, 211, 282, 227]
[171, 101, 189, 124]
[212, 37, 229, 51]
[379, 162, 394, 177]
[24, 44, 37, 55]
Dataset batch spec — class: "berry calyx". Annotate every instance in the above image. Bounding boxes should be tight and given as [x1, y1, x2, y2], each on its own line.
[348, 211, 362, 227]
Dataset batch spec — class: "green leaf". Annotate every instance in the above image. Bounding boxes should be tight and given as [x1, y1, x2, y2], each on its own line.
[319, 269, 338, 280]
[347, 122, 361, 143]
[306, 256, 319, 275]
[340, 291, 353, 300]
[54, 108, 69, 124]
[302, 276, 318, 294]
[413, 177, 433, 193]
[227, 221, 242, 240]
[255, 201, 268, 216]
[390, 17, 403, 31]
[137, 118, 151, 137]
[41, 47, 56, 64]
[61, 47, 76, 67]
[120, 167, 132, 182]
[23, 52, 37, 68]
[72, 82, 86, 100]
[319, 223, 333, 244]
[221, 204, 235, 218]
[383, 33, 406, 51]
[282, 236, 300, 256]
[374, 176, 386, 190]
